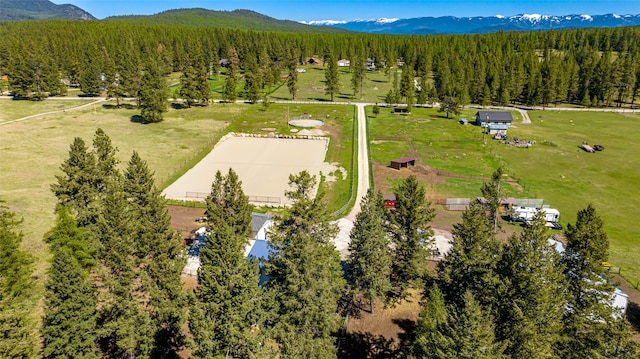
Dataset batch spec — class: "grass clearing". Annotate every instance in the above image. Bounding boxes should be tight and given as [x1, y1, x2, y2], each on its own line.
[0, 98, 96, 123]
[368, 106, 640, 287]
[0, 99, 353, 277]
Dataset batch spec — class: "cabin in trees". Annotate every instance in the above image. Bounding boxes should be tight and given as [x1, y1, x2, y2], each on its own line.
[475, 111, 513, 135]
[338, 59, 350, 67]
[307, 57, 321, 65]
[390, 157, 416, 170]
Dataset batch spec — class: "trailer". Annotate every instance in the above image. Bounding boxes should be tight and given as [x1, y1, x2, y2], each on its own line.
[511, 207, 538, 222]
[511, 207, 560, 223]
[542, 208, 560, 223]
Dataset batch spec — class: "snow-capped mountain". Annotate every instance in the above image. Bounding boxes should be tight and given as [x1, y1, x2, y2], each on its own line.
[305, 13, 640, 35]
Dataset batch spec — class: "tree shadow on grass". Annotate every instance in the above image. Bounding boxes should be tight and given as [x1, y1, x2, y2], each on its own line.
[392, 318, 417, 355]
[102, 103, 136, 110]
[626, 301, 640, 333]
[338, 331, 400, 359]
[130, 115, 146, 124]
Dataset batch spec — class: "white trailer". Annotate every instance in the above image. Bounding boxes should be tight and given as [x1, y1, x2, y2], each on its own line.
[541, 208, 560, 223]
[512, 207, 560, 223]
[511, 206, 538, 222]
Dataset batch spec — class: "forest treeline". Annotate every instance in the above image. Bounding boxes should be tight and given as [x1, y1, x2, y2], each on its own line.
[1, 20, 640, 109]
[2, 133, 637, 357]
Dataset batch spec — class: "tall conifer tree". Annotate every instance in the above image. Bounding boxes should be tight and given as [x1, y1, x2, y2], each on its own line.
[267, 171, 345, 358]
[190, 169, 265, 358]
[347, 189, 391, 312]
[0, 205, 37, 358]
[388, 175, 435, 300]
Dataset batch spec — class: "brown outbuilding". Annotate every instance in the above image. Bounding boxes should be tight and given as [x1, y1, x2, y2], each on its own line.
[390, 157, 416, 170]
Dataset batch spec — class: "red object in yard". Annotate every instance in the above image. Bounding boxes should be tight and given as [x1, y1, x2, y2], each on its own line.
[383, 194, 396, 209]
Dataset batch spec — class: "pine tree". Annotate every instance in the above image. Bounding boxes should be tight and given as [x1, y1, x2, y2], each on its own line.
[480, 167, 503, 233]
[347, 189, 392, 313]
[388, 175, 435, 300]
[93, 128, 120, 196]
[564, 204, 608, 268]
[448, 291, 504, 359]
[267, 171, 346, 358]
[42, 208, 99, 359]
[138, 60, 168, 123]
[95, 186, 154, 358]
[496, 212, 566, 358]
[123, 151, 187, 357]
[78, 45, 102, 96]
[412, 285, 453, 359]
[324, 51, 340, 102]
[0, 205, 37, 358]
[558, 204, 637, 358]
[351, 55, 366, 99]
[437, 199, 501, 310]
[190, 169, 264, 358]
[243, 51, 262, 104]
[51, 137, 99, 227]
[438, 96, 461, 119]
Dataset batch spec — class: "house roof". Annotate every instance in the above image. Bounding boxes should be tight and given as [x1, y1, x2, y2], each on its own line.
[488, 124, 510, 130]
[248, 239, 270, 261]
[251, 213, 272, 238]
[476, 111, 513, 122]
[383, 194, 396, 201]
[391, 157, 415, 164]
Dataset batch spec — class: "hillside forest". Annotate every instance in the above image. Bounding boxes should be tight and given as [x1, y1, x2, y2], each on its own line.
[1, 19, 640, 358]
[1, 21, 640, 112]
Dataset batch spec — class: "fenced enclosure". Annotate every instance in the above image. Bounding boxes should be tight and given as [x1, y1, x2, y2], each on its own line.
[184, 192, 281, 206]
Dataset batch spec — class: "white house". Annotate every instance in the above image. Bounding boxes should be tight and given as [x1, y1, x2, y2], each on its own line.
[338, 59, 350, 67]
[549, 239, 629, 315]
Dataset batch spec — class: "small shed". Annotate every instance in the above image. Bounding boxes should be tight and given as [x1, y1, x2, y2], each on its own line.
[390, 157, 416, 170]
[383, 194, 397, 209]
[338, 59, 351, 67]
[393, 107, 410, 115]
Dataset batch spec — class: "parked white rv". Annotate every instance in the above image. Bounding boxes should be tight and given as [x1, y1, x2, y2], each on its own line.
[511, 207, 560, 223]
[511, 206, 537, 222]
[541, 208, 560, 223]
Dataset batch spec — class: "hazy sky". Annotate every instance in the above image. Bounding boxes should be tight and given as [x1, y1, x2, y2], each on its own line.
[52, 0, 640, 21]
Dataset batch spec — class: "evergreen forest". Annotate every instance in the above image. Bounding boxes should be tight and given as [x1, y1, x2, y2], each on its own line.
[1, 19, 639, 358]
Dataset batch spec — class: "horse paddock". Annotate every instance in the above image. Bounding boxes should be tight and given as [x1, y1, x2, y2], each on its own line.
[162, 135, 336, 206]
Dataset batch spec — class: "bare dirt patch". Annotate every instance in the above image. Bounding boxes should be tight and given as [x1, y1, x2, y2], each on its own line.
[372, 162, 445, 201]
[168, 205, 205, 239]
[341, 289, 422, 358]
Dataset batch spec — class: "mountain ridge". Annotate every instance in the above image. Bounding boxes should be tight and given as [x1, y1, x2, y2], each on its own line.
[0, 0, 95, 20]
[304, 13, 640, 34]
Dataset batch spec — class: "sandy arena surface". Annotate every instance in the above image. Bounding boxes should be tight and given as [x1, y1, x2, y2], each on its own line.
[162, 136, 336, 206]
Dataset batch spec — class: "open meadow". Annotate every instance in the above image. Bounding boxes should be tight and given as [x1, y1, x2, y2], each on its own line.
[367, 106, 640, 287]
[0, 99, 353, 278]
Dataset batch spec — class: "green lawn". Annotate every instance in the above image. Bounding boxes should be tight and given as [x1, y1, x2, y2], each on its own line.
[0, 99, 353, 277]
[367, 106, 640, 287]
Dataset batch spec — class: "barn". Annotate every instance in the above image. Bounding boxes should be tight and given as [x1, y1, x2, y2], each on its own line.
[390, 157, 416, 170]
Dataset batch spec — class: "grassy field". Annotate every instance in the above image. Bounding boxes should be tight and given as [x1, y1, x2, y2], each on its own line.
[0, 98, 96, 123]
[367, 106, 640, 287]
[0, 99, 353, 279]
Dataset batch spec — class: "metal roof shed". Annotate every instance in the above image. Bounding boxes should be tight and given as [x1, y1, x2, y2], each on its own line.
[390, 157, 416, 170]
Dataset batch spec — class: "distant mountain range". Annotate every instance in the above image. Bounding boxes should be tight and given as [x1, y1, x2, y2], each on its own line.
[0, 0, 95, 21]
[104, 8, 347, 33]
[304, 13, 640, 34]
[3, 1, 640, 36]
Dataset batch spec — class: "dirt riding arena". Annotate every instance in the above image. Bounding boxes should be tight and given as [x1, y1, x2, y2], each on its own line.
[162, 135, 337, 206]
